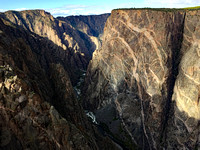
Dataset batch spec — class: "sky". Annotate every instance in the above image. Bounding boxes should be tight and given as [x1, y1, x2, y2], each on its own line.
[0, 0, 200, 17]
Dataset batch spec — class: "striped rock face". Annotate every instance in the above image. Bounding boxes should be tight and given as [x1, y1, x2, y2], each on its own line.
[83, 9, 200, 149]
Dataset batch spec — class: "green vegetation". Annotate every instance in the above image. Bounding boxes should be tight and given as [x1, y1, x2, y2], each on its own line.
[184, 6, 200, 10]
[114, 7, 181, 12]
[114, 6, 200, 12]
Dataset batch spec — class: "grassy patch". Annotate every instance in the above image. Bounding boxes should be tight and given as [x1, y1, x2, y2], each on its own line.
[113, 6, 200, 12]
[184, 6, 200, 10]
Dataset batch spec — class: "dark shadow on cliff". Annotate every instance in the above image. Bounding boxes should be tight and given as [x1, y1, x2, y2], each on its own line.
[0, 10, 108, 64]
[162, 100, 200, 149]
[160, 11, 186, 144]
[57, 13, 110, 37]
[0, 17, 85, 126]
[0, 17, 120, 149]
[0, 10, 91, 79]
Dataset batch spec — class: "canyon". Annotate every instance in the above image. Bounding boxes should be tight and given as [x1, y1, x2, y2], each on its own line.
[0, 10, 109, 84]
[0, 10, 117, 150]
[0, 8, 200, 150]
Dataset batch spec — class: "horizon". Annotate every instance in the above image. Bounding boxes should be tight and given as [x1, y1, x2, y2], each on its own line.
[0, 0, 200, 17]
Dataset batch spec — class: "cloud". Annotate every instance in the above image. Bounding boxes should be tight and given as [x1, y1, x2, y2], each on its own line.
[0, 5, 110, 17]
[144, 0, 200, 8]
[14, 8, 28, 11]
[0, 8, 28, 12]
[46, 2, 136, 17]
[0, 4, 118, 17]
[0, 9, 5, 12]
[46, 5, 112, 17]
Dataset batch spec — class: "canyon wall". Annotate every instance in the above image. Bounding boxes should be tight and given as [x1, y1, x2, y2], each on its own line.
[0, 14, 117, 149]
[166, 10, 200, 149]
[83, 9, 200, 149]
[57, 13, 110, 53]
[0, 10, 109, 84]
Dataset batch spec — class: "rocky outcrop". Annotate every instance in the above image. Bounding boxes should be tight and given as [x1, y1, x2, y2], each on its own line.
[83, 9, 200, 149]
[0, 18, 118, 150]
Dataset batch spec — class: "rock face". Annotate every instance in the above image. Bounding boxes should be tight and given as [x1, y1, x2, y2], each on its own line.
[0, 17, 117, 149]
[0, 10, 109, 84]
[57, 14, 110, 52]
[83, 9, 200, 149]
[165, 10, 200, 149]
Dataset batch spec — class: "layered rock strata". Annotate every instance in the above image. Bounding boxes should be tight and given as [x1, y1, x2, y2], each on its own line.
[83, 9, 200, 149]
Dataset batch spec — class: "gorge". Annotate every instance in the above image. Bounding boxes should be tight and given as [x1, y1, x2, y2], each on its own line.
[0, 8, 200, 150]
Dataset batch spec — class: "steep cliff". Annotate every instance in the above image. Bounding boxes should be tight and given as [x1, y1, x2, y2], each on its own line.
[0, 18, 118, 149]
[83, 9, 200, 149]
[165, 10, 200, 149]
[0, 10, 109, 84]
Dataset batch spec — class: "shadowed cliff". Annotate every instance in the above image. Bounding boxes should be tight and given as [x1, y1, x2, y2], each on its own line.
[0, 10, 110, 84]
[0, 17, 119, 150]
